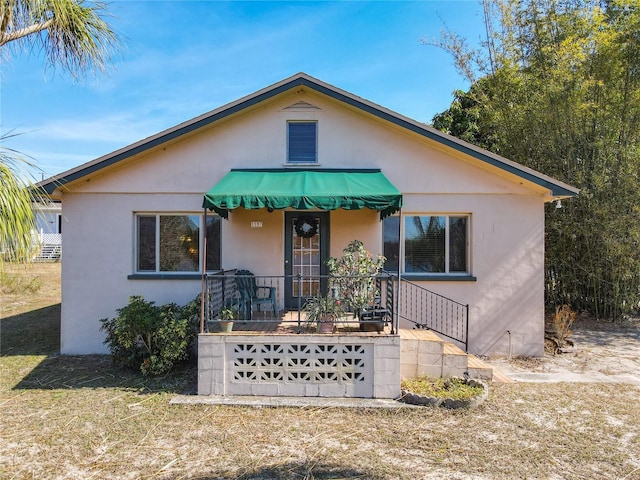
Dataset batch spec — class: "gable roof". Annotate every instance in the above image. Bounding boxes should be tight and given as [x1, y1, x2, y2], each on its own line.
[39, 72, 578, 198]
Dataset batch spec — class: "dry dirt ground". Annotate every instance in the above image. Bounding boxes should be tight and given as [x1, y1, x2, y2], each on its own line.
[489, 317, 640, 385]
[2, 264, 640, 479]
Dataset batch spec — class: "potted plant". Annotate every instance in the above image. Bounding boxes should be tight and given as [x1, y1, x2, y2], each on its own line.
[326, 239, 386, 331]
[303, 295, 344, 333]
[218, 304, 237, 332]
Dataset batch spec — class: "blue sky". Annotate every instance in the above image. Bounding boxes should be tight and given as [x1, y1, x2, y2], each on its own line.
[1, 1, 486, 178]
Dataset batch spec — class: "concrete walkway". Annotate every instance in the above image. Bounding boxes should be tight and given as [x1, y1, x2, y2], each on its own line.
[170, 394, 421, 409]
[486, 326, 640, 385]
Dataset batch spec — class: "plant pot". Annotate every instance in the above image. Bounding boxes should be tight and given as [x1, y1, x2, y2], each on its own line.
[359, 308, 387, 333]
[317, 321, 334, 334]
[220, 320, 234, 332]
[360, 321, 385, 333]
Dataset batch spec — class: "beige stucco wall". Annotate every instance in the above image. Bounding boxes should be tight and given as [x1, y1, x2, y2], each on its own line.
[59, 88, 546, 356]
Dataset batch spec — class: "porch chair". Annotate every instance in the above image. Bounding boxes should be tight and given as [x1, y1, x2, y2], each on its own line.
[235, 269, 277, 320]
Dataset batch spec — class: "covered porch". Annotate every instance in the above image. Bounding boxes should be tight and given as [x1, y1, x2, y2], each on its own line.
[197, 168, 477, 399]
[197, 271, 477, 399]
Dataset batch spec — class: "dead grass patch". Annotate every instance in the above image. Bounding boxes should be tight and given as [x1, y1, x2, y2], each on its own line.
[1, 263, 639, 479]
[0, 262, 60, 318]
[4, 382, 637, 479]
[508, 355, 547, 371]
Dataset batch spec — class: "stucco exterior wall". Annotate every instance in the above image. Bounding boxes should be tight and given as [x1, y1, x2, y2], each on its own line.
[399, 193, 545, 356]
[58, 88, 547, 356]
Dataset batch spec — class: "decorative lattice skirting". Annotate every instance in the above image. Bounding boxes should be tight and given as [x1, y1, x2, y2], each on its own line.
[231, 343, 368, 384]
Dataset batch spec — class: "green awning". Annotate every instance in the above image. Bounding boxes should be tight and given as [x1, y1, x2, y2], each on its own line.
[203, 169, 403, 219]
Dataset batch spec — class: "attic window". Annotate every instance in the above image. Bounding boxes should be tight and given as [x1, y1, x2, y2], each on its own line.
[287, 121, 317, 163]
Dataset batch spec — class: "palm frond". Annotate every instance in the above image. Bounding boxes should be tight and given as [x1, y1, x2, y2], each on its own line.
[0, 0, 119, 78]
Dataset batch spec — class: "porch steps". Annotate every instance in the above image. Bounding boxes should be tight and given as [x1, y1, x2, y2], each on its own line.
[33, 244, 61, 261]
[399, 329, 512, 383]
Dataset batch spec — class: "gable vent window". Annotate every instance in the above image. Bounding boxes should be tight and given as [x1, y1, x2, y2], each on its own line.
[287, 121, 317, 163]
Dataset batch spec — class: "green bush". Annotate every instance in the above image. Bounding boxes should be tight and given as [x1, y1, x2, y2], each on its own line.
[100, 295, 200, 376]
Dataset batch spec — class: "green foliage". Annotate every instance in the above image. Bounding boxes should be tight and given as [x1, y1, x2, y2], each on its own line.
[326, 239, 386, 315]
[401, 375, 484, 400]
[431, 0, 640, 319]
[0, 0, 119, 79]
[431, 80, 500, 151]
[219, 304, 237, 321]
[0, 140, 39, 263]
[100, 295, 200, 376]
[303, 295, 344, 324]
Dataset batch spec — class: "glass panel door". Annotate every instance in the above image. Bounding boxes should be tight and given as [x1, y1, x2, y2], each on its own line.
[284, 212, 329, 309]
[292, 217, 321, 297]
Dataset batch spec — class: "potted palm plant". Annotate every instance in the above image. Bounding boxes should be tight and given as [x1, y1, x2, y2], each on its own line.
[303, 295, 344, 333]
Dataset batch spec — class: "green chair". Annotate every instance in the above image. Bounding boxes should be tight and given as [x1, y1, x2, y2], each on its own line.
[235, 269, 277, 320]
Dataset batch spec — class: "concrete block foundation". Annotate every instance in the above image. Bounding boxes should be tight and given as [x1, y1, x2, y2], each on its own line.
[198, 333, 401, 399]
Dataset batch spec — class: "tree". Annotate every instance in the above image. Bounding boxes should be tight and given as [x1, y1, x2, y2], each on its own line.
[431, 79, 500, 152]
[0, 135, 38, 261]
[429, 0, 640, 319]
[1, 0, 117, 77]
[0, 0, 118, 262]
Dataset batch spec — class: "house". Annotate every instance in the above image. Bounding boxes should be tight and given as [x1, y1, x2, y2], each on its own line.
[39, 73, 577, 365]
[32, 201, 62, 261]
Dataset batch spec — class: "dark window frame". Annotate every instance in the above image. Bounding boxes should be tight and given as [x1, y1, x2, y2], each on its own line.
[383, 214, 470, 276]
[134, 213, 221, 274]
[287, 121, 318, 163]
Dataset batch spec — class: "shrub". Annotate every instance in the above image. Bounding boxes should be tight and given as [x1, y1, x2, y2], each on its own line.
[551, 304, 576, 344]
[326, 239, 386, 315]
[100, 295, 200, 376]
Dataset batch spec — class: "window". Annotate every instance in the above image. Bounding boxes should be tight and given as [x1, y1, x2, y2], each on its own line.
[383, 214, 469, 275]
[287, 121, 317, 163]
[136, 214, 221, 273]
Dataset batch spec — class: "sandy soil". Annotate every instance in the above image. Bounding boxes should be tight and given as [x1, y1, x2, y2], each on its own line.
[489, 317, 640, 384]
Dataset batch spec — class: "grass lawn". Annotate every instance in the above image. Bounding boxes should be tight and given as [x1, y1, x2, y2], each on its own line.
[1, 263, 639, 479]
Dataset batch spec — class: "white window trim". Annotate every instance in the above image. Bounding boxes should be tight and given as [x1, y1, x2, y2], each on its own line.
[133, 212, 219, 275]
[395, 213, 472, 276]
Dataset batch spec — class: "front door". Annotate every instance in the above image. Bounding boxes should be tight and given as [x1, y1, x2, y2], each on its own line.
[284, 212, 329, 309]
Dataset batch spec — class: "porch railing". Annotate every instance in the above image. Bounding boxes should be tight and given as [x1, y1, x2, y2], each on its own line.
[397, 278, 469, 351]
[32, 231, 62, 261]
[202, 272, 397, 334]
